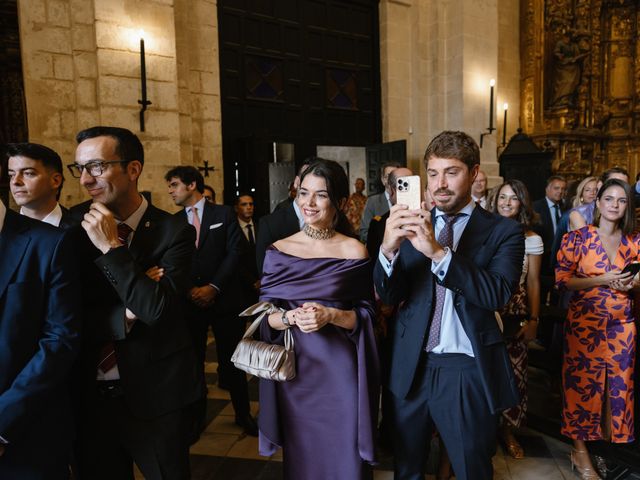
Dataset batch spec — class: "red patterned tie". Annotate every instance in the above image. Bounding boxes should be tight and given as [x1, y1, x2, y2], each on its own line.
[425, 214, 460, 352]
[97, 222, 133, 374]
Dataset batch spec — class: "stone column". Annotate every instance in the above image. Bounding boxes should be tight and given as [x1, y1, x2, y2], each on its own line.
[174, 0, 224, 201]
[18, 0, 84, 203]
[17, 0, 224, 211]
[93, 0, 181, 211]
[380, 0, 517, 187]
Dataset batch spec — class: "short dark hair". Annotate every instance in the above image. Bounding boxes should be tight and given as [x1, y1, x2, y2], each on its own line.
[593, 178, 636, 235]
[424, 131, 480, 171]
[546, 175, 567, 186]
[234, 192, 254, 206]
[601, 166, 629, 184]
[76, 126, 144, 166]
[203, 185, 215, 196]
[299, 158, 355, 236]
[164, 166, 205, 193]
[6, 142, 64, 199]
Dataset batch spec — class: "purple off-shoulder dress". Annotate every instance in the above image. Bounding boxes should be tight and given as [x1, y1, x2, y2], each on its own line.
[258, 247, 380, 480]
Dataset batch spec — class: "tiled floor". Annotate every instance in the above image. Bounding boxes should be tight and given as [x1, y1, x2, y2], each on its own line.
[134, 338, 640, 479]
[194, 376, 570, 479]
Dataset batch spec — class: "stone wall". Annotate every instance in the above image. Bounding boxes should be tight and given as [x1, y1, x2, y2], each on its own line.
[497, 0, 520, 158]
[379, 0, 520, 187]
[17, 0, 223, 212]
[17, 0, 520, 209]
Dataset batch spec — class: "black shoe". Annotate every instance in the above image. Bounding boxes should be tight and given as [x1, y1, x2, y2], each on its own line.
[235, 413, 259, 437]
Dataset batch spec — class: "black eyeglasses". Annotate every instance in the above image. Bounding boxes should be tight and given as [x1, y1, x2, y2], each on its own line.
[67, 160, 126, 178]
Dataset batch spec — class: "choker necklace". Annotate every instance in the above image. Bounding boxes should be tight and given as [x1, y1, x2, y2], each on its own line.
[303, 224, 336, 240]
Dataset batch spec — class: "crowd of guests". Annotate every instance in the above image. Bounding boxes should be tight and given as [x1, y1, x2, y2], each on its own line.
[1, 125, 640, 480]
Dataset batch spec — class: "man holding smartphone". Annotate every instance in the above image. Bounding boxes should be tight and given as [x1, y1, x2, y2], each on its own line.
[374, 131, 524, 480]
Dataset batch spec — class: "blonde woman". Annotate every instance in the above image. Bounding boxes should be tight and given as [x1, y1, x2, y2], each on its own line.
[568, 176, 598, 230]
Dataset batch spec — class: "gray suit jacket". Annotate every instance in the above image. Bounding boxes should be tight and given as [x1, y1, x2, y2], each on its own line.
[360, 193, 390, 242]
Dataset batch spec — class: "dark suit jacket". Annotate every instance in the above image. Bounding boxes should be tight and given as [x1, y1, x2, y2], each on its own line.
[72, 201, 201, 419]
[366, 211, 389, 260]
[0, 209, 81, 464]
[373, 207, 524, 413]
[176, 202, 243, 316]
[59, 205, 80, 229]
[233, 220, 259, 310]
[256, 202, 299, 275]
[533, 197, 566, 274]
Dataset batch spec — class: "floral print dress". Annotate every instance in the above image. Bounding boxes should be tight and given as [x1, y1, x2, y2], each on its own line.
[556, 225, 639, 442]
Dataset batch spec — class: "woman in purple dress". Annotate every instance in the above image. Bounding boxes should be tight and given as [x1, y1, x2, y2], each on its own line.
[258, 158, 379, 479]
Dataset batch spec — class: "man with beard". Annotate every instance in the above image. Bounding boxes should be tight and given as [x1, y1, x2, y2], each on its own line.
[374, 131, 523, 480]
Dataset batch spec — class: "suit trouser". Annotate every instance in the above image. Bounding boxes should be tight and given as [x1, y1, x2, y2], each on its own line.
[75, 388, 191, 480]
[391, 353, 497, 480]
[191, 312, 250, 418]
[210, 313, 250, 416]
[0, 449, 70, 480]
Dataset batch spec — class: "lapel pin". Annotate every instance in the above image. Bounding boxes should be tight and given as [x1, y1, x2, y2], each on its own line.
[145, 221, 151, 227]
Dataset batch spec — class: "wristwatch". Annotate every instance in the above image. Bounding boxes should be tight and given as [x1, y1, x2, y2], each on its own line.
[281, 310, 291, 328]
[520, 317, 539, 327]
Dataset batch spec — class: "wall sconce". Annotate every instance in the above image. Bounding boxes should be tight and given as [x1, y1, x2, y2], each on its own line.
[138, 31, 152, 132]
[480, 79, 496, 147]
[502, 103, 508, 146]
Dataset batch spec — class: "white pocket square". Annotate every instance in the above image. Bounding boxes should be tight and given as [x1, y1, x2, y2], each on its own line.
[210, 223, 223, 230]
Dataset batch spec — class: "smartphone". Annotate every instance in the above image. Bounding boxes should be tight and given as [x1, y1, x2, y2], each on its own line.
[622, 262, 640, 276]
[396, 175, 422, 210]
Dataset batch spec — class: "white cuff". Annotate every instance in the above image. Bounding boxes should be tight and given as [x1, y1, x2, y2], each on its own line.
[378, 249, 398, 277]
[430, 247, 452, 280]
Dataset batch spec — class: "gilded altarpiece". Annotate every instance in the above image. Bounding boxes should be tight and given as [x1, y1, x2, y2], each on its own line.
[521, 0, 640, 179]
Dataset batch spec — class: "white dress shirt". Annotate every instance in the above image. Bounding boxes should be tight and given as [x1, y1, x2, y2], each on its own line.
[379, 200, 476, 356]
[20, 203, 63, 227]
[187, 197, 206, 226]
[545, 197, 560, 234]
[472, 194, 487, 209]
[238, 218, 255, 242]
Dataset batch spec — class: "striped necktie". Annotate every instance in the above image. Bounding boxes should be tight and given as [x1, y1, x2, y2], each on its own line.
[425, 214, 461, 352]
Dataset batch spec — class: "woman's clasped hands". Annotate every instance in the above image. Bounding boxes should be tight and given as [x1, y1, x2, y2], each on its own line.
[289, 303, 334, 333]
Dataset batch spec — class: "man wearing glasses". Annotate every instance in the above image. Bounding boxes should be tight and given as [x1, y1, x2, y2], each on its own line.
[68, 126, 202, 479]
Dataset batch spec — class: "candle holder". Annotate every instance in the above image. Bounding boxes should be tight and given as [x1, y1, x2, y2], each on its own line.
[479, 79, 496, 148]
[138, 35, 152, 132]
[502, 103, 508, 146]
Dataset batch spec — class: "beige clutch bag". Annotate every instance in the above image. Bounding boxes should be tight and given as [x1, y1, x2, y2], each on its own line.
[231, 301, 296, 382]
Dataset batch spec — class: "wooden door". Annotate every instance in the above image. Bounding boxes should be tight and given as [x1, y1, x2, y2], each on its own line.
[365, 140, 406, 195]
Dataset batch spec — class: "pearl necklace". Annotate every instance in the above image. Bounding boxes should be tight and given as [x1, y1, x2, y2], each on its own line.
[302, 224, 336, 240]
